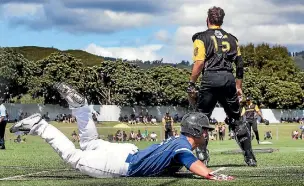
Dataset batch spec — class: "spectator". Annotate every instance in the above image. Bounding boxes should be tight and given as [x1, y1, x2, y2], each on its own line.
[122, 131, 127, 141]
[150, 132, 157, 141]
[292, 130, 299, 140]
[264, 131, 272, 140]
[128, 113, 136, 125]
[214, 124, 218, 140]
[228, 131, 235, 140]
[115, 130, 123, 142]
[129, 131, 136, 141]
[142, 129, 149, 141]
[136, 130, 143, 141]
[71, 130, 79, 143]
[151, 117, 157, 125]
[218, 124, 225, 141]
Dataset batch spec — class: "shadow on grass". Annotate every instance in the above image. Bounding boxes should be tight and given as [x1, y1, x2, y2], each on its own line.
[208, 164, 247, 168]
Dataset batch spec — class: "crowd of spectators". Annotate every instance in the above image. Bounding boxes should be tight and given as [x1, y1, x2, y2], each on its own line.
[281, 117, 304, 124]
[108, 129, 159, 142]
[292, 125, 304, 140]
[118, 112, 183, 125]
[54, 114, 76, 123]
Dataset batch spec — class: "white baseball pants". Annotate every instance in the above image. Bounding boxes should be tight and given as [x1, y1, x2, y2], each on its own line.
[30, 106, 138, 178]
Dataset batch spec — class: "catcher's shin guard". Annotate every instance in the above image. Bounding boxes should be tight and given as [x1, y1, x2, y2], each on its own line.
[195, 138, 210, 166]
[233, 121, 257, 166]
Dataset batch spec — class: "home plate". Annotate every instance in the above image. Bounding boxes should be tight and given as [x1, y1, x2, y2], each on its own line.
[259, 141, 273, 145]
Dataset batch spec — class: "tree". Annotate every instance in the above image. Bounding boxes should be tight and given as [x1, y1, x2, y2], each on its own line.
[263, 80, 303, 109]
[27, 52, 85, 106]
[146, 66, 191, 106]
[11, 94, 44, 104]
[84, 60, 159, 106]
[0, 47, 35, 101]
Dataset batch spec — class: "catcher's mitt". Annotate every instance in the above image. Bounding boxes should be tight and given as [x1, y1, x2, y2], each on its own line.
[187, 82, 198, 108]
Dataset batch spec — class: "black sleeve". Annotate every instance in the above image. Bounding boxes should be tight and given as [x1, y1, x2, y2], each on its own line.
[235, 55, 244, 79]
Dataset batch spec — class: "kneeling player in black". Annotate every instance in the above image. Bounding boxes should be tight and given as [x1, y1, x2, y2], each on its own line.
[188, 6, 256, 166]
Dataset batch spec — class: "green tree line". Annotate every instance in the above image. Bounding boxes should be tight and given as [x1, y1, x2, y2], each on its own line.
[0, 44, 303, 109]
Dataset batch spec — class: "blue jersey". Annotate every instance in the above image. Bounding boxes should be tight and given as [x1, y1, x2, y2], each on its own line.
[126, 135, 198, 177]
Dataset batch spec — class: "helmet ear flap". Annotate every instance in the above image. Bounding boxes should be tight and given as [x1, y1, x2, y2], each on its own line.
[193, 128, 201, 137]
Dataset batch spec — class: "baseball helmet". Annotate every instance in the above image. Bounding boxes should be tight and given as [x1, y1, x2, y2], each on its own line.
[180, 112, 214, 138]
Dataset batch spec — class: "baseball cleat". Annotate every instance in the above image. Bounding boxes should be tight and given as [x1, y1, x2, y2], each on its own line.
[10, 113, 42, 134]
[245, 158, 257, 167]
[54, 82, 87, 108]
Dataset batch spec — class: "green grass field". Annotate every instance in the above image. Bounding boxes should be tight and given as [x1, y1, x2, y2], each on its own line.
[0, 122, 303, 186]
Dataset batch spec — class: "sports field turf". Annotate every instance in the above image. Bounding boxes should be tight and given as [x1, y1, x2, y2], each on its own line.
[0, 122, 303, 186]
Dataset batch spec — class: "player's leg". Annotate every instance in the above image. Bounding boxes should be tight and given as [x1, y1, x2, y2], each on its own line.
[54, 82, 104, 150]
[251, 119, 260, 144]
[195, 82, 218, 166]
[9, 114, 133, 178]
[54, 82, 138, 152]
[217, 74, 257, 167]
[0, 120, 7, 149]
[10, 114, 85, 169]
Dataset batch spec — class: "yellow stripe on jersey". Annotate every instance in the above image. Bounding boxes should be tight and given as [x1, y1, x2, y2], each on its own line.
[255, 105, 260, 112]
[236, 41, 241, 56]
[192, 39, 206, 62]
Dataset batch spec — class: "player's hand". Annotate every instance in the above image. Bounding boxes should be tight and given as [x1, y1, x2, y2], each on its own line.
[187, 82, 198, 105]
[236, 88, 243, 102]
[206, 173, 235, 181]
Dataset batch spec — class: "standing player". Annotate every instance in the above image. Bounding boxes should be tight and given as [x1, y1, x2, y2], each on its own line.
[162, 112, 174, 139]
[241, 97, 265, 144]
[10, 82, 234, 180]
[0, 97, 7, 150]
[187, 6, 256, 166]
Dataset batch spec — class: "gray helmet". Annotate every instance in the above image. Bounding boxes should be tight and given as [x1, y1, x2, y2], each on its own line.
[180, 112, 214, 138]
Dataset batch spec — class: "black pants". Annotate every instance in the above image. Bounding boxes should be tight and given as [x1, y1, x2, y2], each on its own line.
[197, 71, 240, 120]
[196, 72, 254, 161]
[246, 119, 259, 141]
[165, 129, 173, 139]
[0, 120, 7, 147]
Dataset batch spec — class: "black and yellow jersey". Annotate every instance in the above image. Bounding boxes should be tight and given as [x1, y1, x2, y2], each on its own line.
[192, 26, 243, 79]
[164, 116, 172, 129]
[241, 103, 260, 119]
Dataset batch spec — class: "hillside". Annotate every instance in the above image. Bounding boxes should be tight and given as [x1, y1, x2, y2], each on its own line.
[8, 46, 192, 69]
[10, 46, 104, 66]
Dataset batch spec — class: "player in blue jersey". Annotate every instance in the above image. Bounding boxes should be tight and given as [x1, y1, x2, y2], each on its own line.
[10, 82, 234, 181]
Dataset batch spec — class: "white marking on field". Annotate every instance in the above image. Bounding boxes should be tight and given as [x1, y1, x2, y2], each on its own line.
[0, 170, 50, 181]
[0, 168, 72, 181]
[0, 165, 73, 171]
[226, 165, 302, 172]
[210, 167, 227, 174]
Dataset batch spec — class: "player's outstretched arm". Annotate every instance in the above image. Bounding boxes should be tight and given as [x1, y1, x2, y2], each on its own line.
[189, 160, 212, 177]
[189, 160, 235, 181]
